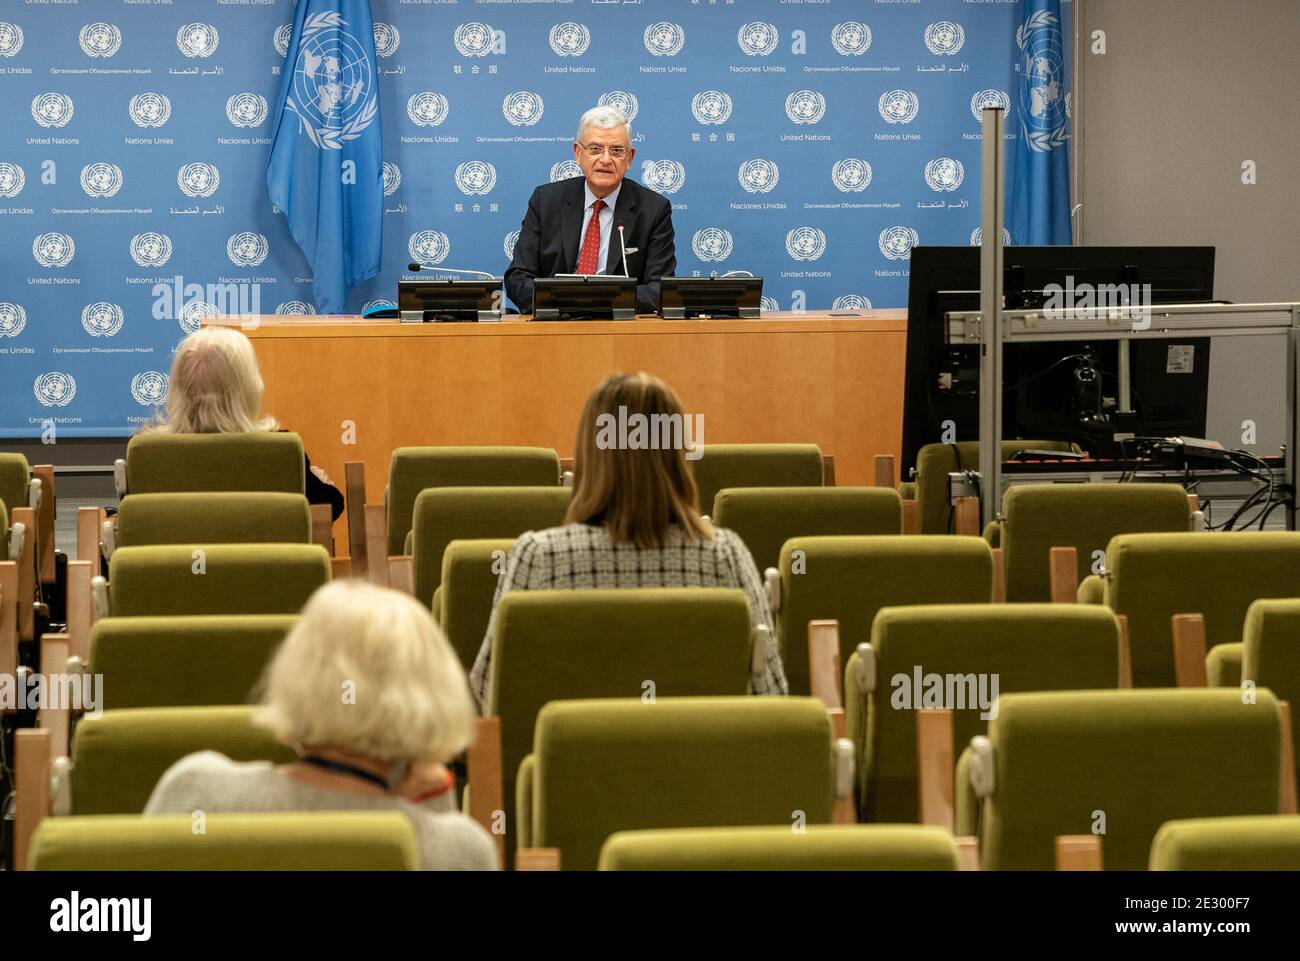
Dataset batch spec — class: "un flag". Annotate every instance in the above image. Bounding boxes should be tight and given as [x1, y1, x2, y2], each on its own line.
[267, 1, 383, 313]
[1009, 0, 1072, 245]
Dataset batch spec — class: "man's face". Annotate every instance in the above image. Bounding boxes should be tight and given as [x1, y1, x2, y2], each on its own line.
[574, 124, 633, 198]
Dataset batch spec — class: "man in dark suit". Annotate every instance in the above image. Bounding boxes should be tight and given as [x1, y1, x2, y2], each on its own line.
[505, 106, 676, 315]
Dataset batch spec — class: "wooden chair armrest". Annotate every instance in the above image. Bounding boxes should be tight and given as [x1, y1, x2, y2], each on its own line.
[953, 497, 979, 536]
[388, 556, 414, 595]
[33, 465, 56, 584]
[75, 506, 104, 566]
[14, 728, 51, 872]
[901, 499, 920, 535]
[822, 454, 836, 487]
[954, 836, 980, 871]
[515, 848, 561, 871]
[363, 503, 389, 587]
[916, 708, 954, 832]
[1055, 835, 1103, 871]
[991, 547, 1006, 603]
[65, 561, 93, 665]
[468, 715, 505, 869]
[873, 454, 893, 488]
[344, 461, 367, 577]
[1171, 613, 1208, 687]
[1278, 700, 1297, 815]
[1116, 614, 1133, 689]
[309, 503, 334, 554]
[330, 558, 353, 580]
[807, 620, 842, 713]
[37, 634, 72, 759]
[0, 561, 17, 683]
[1048, 546, 1078, 603]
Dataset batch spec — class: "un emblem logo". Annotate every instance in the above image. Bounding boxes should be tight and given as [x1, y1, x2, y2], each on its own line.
[785, 90, 826, 125]
[454, 22, 496, 57]
[178, 300, 217, 334]
[924, 21, 966, 56]
[407, 92, 448, 127]
[130, 232, 172, 268]
[879, 90, 920, 125]
[33, 232, 75, 268]
[691, 90, 732, 125]
[970, 89, 1011, 121]
[177, 23, 220, 59]
[382, 162, 401, 196]
[644, 22, 685, 57]
[226, 94, 268, 128]
[549, 22, 590, 57]
[503, 91, 544, 127]
[273, 24, 293, 58]
[924, 158, 964, 192]
[130, 371, 168, 407]
[82, 302, 124, 337]
[79, 23, 121, 58]
[550, 160, 582, 183]
[969, 226, 1012, 247]
[831, 158, 872, 193]
[363, 300, 396, 314]
[786, 227, 827, 262]
[503, 230, 521, 261]
[129, 93, 171, 128]
[833, 294, 872, 310]
[227, 232, 268, 268]
[408, 230, 451, 266]
[0, 162, 25, 199]
[0, 303, 27, 338]
[177, 163, 220, 198]
[692, 228, 733, 263]
[1017, 8, 1070, 151]
[878, 226, 919, 261]
[373, 23, 400, 59]
[831, 22, 871, 56]
[275, 302, 316, 316]
[738, 159, 780, 194]
[81, 163, 123, 198]
[642, 160, 685, 195]
[32, 93, 74, 129]
[286, 13, 379, 151]
[597, 91, 639, 123]
[455, 161, 497, 196]
[738, 21, 778, 57]
[34, 372, 76, 408]
[760, 296, 779, 314]
[0, 22, 23, 57]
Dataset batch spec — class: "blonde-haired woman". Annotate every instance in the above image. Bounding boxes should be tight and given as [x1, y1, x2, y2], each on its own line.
[145, 580, 499, 870]
[148, 325, 344, 518]
[468, 371, 788, 707]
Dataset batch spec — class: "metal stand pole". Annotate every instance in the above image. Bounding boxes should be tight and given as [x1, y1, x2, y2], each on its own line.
[978, 106, 1006, 529]
[1288, 306, 1299, 530]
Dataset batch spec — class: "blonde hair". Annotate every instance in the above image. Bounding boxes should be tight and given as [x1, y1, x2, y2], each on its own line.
[254, 580, 475, 766]
[150, 326, 277, 434]
[565, 371, 712, 548]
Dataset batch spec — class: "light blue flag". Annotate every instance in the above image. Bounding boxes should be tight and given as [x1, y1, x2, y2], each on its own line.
[1008, 0, 1073, 245]
[267, 1, 383, 313]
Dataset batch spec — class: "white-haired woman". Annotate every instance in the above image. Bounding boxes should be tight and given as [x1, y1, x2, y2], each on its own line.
[147, 325, 344, 519]
[145, 580, 498, 870]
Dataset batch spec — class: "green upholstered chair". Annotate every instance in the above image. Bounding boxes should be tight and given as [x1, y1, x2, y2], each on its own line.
[1102, 532, 1300, 687]
[385, 446, 561, 557]
[437, 538, 514, 671]
[598, 824, 960, 871]
[774, 535, 993, 696]
[970, 689, 1284, 870]
[0, 453, 31, 515]
[30, 812, 419, 870]
[1204, 598, 1300, 797]
[847, 604, 1121, 824]
[113, 492, 312, 549]
[712, 487, 902, 575]
[483, 589, 755, 864]
[122, 432, 306, 494]
[70, 706, 294, 815]
[90, 615, 296, 709]
[99, 544, 330, 617]
[988, 483, 1192, 602]
[1150, 815, 1300, 871]
[518, 697, 838, 871]
[409, 487, 570, 608]
[692, 444, 826, 520]
[910, 441, 1077, 536]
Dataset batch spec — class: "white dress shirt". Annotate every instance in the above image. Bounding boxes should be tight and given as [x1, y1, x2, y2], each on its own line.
[580, 181, 621, 275]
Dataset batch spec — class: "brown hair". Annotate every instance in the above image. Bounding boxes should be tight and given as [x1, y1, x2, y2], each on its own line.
[565, 372, 712, 548]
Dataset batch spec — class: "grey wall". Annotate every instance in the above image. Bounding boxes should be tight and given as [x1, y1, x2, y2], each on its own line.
[1077, 0, 1300, 451]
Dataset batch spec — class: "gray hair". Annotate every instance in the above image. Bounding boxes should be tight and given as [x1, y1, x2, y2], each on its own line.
[576, 105, 632, 145]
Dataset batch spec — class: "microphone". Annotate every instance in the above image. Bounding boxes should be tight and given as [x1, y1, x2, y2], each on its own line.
[616, 224, 631, 279]
[406, 263, 499, 280]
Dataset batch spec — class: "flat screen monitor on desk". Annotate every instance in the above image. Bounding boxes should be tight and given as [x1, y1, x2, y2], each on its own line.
[533, 276, 637, 321]
[659, 277, 763, 319]
[398, 279, 502, 322]
[901, 245, 1216, 473]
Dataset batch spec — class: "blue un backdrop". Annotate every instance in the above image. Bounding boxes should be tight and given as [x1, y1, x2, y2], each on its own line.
[0, 0, 1069, 437]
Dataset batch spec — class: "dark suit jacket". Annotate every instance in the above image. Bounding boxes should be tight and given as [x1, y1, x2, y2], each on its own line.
[504, 176, 676, 314]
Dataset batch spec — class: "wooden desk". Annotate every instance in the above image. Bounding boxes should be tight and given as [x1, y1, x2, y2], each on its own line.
[214, 312, 908, 540]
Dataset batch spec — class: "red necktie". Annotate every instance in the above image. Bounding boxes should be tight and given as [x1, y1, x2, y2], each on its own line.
[576, 198, 605, 275]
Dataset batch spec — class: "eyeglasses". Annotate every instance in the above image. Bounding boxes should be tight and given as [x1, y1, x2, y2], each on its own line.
[580, 144, 630, 160]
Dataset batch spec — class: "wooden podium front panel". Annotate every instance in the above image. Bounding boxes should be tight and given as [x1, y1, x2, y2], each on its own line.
[219, 313, 907, 538]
